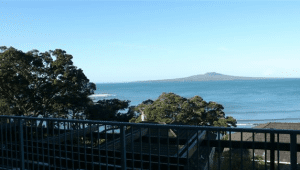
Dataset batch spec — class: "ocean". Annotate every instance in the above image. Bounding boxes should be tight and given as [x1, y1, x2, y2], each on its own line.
[89, 78, 300, 129]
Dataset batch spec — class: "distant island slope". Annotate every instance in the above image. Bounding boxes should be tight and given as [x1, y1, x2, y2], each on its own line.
[133, 72, 288, 82]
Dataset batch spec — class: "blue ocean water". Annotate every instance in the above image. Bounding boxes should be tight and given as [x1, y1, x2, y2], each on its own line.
[89, 78, 300, 129]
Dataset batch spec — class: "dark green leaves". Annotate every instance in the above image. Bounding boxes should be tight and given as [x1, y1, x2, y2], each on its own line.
[0, 46, 95, 119]
[132, 92, 237, 129]
[85, 99, 134, 122]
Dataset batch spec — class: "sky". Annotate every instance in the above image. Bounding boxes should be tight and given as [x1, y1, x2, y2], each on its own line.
[1, 0, 300, 83]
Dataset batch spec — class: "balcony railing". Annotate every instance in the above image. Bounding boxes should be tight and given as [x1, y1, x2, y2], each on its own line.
[0, 115, 299, 170]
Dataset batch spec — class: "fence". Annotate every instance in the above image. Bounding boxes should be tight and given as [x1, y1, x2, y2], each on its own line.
[0, 115, 299, 170]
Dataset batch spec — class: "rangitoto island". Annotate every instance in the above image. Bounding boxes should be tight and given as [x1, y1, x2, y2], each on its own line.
[133, 72, 287, 82]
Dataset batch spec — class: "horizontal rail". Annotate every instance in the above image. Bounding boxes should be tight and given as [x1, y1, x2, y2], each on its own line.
[37, 124, 99, 144]
[2, 115, 300, 134]
[200, 139, 300, 151]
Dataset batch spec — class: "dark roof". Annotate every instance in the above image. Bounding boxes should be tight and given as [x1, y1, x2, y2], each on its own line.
[99, 124, 218, 169]
[223, 122, 300, 164]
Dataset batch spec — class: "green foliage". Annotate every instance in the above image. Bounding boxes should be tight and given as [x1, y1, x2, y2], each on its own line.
[221, 134, 229, 141]
[210, 149, 276, 170]
[254, 155, 265, 166]
[0, 46, 95, 119]
[211, 149, 261, 170]
[132, 92, 237, 130]
[85, 99, 135, 122]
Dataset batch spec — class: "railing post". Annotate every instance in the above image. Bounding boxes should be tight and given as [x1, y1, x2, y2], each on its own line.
[120, 125, 127, 170]
[290, 133, 297, 170]
[18, 119, 25, 170]
[270, 131, 275, 170]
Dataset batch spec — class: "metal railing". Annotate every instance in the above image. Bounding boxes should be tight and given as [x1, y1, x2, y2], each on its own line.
[0, 115, 299, 170]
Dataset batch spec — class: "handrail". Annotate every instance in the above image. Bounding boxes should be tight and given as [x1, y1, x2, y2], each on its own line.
[100, 127, 148, 150]
[37, 124, 99, 144]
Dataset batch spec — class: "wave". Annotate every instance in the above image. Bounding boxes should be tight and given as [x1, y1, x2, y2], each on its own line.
[237, 118, 300, 122]
[88, 94, 115, 97]
[237, 123, 260, 126]
[227, 109, 300, 114]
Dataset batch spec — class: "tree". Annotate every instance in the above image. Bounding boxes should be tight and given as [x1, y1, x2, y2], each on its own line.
[0, 46, 96, 122]
[130, 92, 237, 133]
[210, 148, 270, 170]
[85, 99, 135, 122]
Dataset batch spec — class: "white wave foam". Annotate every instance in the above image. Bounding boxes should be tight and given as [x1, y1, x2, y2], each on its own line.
[236, 123, 261, 127]
[89, 94, 115, 97]
[237, 124, 253, 126]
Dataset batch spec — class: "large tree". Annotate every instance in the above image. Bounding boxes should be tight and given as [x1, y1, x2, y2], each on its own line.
[130, 92, 237, 132]
[85, 99, 135, 122]
[0, 46, 96, 120]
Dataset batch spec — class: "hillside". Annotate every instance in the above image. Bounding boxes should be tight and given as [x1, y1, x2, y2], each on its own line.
[134, 72, 284, 82]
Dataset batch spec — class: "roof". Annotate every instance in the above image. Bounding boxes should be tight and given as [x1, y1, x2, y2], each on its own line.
[99, 122, 219, 169]
[223, 122, 300, 164]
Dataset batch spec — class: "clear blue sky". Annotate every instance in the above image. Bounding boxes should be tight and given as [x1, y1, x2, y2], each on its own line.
[1, 1, 300, 83]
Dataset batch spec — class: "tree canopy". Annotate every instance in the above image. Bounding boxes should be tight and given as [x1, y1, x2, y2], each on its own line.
[85, 99, 135, 122]
[0, 46, 96, 119]
[130, 92, 237, 130]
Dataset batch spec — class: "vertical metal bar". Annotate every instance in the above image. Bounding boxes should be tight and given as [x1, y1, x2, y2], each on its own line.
[218, 130, 221, 170]
[177, 129, 179, 170]
[77, 122, 81, 169]
[241, 131, 243, 170]
[229, 130, 232, 170]
[30, 119, 33, 170]
[158, 128, 161, 170]
[70, 122, 74, 170]
[10, 119, 13, 169]
[120, 125, 126, 170]
[64, 120, 68, 170]
[5, 119, 8, 168]
[84, 123, 87, 169]
[265, 133, 267, 170]
[140, 127, 143, 169]
[270, 132, 275, 170]
[277, 132, 280, 170]
[25, 120, 29, 169]
[19, 119, 25, 170]
[53, 120, 56, 169]
[97, 124, 100, 168]
[186, 128, 189, 169]
[15, 119, 18, 168]
[149, 127, 151, 170]
[47, 120, 50, 170]
[41, 120, 45, 170]
[168, 128, 170, 170]
[131, 126, 134, 169]
[91, 124, 94, 170]
[0, 118, 3, 168]
[252, 132, 255, 170]
[58, 120, 62, 170]
[113, 126, 116, 170]
[207, 130, 210, 170]
[105, 125, 108, 170]
[197, 130, 199, 170]
[290, 133, 297, 170]
[35, 119, 39, 170]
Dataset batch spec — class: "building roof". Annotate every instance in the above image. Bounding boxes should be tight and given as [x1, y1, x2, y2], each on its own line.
[99, 122, 219, 169]
[223, 122, 300, 164]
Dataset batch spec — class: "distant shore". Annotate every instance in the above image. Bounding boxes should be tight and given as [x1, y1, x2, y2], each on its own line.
[131, 72, 293, 83]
